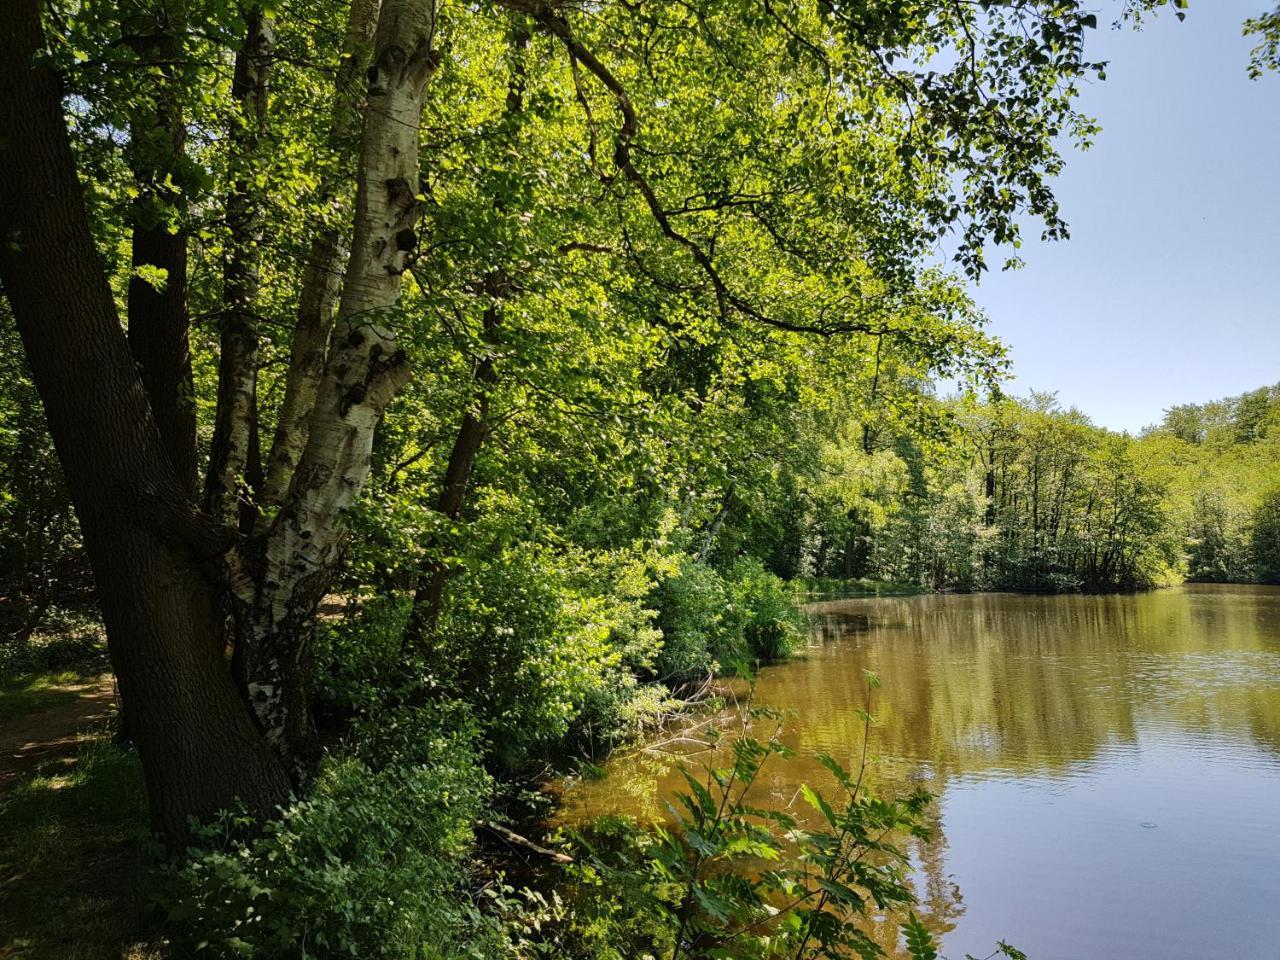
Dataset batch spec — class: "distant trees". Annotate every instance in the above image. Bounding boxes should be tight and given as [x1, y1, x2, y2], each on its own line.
[1250, 490, 1280, 583]
[1148, 385, 1280, 583]
[697, 378, 1280, 594]
[895, 396, 1180, 592]
[722, 385, 1279, 594]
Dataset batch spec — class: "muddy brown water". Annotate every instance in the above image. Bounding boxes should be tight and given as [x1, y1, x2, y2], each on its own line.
[557, 584, 1280, 959]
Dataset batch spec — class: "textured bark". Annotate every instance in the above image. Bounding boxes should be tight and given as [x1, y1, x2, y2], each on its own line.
[237, 0, 438, 760]
[207, 10, 276, 530]
[0, 1, 290, 840]
[261, 0, 381, 511]
[125, 18, 198, 498]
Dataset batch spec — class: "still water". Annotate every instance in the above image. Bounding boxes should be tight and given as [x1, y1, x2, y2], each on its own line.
[558, 584, 1280, 959]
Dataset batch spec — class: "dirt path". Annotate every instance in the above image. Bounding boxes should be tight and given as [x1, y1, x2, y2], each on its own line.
[0, 674, 116, 795]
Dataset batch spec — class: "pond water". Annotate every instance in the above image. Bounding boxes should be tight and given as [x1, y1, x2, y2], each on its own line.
[557, 584, 1280, 959]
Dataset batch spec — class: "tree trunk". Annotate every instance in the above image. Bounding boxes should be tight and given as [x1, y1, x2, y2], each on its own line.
[207, 10, 276, 530]
[237, 0, 438, 760]
[261, 0, 382, 511]
[124, 15, 198, 498]
[0, 0, 290, 840]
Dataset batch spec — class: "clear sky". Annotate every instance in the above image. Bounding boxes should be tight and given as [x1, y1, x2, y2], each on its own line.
[965, 1, 1279, 434]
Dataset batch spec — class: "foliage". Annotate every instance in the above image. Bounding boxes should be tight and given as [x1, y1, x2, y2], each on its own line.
[164, 724, 497, 959]
[424, 538, 669, 770]
[1246, 4, 1280, 78]
[722, 559, 806, 663]
[0, 306, 87, 641]
[531, 680, 950, 960]
[1146, 385, 1280, 584]
[0, 609, 108, 678]
[1251, 488, 1280, 583]
[649, 559, 805, 683]
[649, 559, 733, 683]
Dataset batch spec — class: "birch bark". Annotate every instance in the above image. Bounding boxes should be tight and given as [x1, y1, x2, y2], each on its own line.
[207, 9, 276, 529]
[260, 0, 382, 511]
[237, 0, 439, 762]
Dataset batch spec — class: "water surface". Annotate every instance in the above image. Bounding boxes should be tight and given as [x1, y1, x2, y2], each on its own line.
[559, 585, 1280, 959]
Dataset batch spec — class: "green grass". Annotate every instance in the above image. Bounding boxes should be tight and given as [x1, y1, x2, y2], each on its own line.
[0, 614, 111, 721]
[0, 669, 99, 722]
[0, 736, 161, 959]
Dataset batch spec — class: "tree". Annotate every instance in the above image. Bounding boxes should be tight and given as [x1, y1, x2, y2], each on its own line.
[0, 0, 291, 836]
[0, 0, 1241, 836]
[1252, 489, 1280, 583]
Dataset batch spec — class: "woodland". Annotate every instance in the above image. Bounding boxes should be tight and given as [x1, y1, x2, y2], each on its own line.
[0, 0, 1278, 957]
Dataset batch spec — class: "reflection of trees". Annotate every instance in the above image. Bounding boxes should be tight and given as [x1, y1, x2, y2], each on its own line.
[798, 587, 1280, 776]
[557, 586, 1280, 957]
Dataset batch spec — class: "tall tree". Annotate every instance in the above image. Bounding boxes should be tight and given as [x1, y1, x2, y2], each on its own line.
[0, 0, 291, 838]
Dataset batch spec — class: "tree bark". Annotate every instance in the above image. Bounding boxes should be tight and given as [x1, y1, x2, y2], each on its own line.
[124, 13, 198, 498]
[260, 0, 382, 511]
[207, 9, 276, 530]
[0, 0, 290, 840]
[236, 0, 438, 761]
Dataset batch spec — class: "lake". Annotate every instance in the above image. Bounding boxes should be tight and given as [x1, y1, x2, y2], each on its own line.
[557, 584, 1280, 959]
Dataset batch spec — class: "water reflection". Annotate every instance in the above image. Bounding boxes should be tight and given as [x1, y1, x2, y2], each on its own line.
[558, 585, 1280, 959]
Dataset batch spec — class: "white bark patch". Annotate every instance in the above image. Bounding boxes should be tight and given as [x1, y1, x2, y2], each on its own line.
[239, 0, 436, 754]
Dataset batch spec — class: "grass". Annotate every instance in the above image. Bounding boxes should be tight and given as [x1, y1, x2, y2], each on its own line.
[0, 613, 111, 721]
[0, 735, 161, 959]
[0, 669, 101, 722]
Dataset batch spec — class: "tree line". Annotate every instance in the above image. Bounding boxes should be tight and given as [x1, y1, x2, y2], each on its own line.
[718, 385, 1280, 593]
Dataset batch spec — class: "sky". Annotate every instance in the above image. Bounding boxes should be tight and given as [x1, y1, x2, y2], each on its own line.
[962, 1, 1279, 434]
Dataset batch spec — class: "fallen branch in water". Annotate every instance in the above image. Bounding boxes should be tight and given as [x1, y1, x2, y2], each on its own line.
[479, 820, 574, 864]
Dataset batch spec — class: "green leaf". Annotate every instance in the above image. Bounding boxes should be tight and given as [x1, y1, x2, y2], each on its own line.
[903, 913, 938, 960]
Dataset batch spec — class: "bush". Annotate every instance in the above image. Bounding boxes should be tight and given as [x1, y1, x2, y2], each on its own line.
[648, 559, 729, 681]
[650, 559, 804, 681]
[431, 545, 607, 768]
[0, 608, 107, 677]
[165, 720, 497, 959]
[312, 594, 414, 716]
[723, 559, 804, 663]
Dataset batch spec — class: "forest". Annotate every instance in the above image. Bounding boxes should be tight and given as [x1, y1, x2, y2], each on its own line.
[0, 0, 1277, 957]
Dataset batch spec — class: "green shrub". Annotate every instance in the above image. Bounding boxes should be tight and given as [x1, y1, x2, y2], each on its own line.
[0, 608, 107, 677]
[432, 545, 599, 768]
[312, 594, 414, 716]
[165, 726, 496, 959]
[650, 559, 805, 681]
[648, 559, 729, 681]
[723, 559, 804, 662]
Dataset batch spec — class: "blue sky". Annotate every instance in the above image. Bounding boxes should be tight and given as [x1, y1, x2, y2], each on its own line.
[964, 1, 1279, 434]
